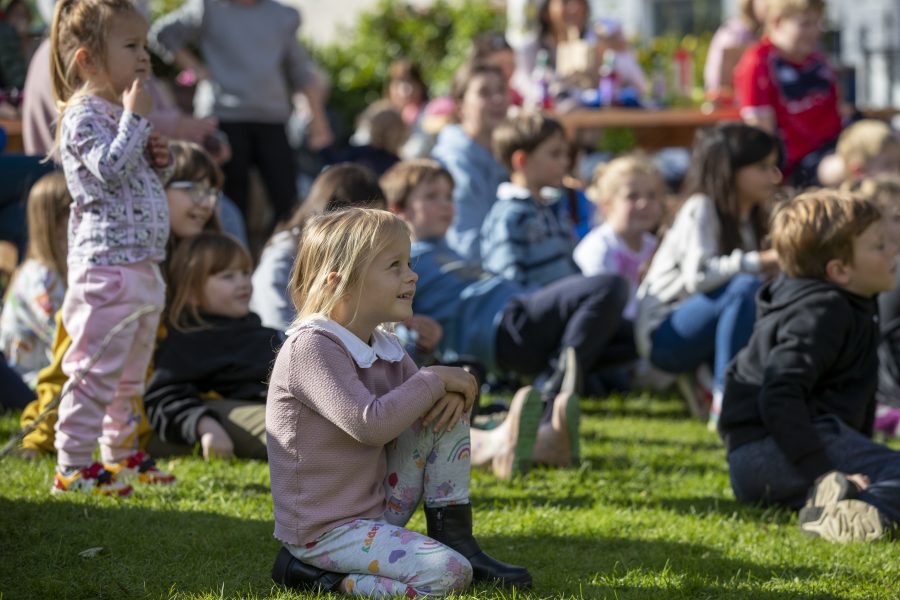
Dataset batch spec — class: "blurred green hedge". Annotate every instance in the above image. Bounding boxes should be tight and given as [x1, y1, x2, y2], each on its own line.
[308, 0, 504, 134]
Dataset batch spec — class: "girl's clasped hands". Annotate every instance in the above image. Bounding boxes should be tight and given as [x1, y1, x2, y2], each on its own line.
[421, 365, 478, 433]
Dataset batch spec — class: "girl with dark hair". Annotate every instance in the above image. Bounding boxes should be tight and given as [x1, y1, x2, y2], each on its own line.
[385, 59, 429, 127]
[635, 123, 783, 427]
[510, 0, 590, 96]
[538, 0, 590, 50]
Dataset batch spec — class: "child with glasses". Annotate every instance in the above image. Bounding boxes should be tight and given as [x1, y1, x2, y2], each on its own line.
[163, 141, 223, 248]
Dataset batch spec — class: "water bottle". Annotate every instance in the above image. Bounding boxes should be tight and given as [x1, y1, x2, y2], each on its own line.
[597, 49, 618, 107]
[531, 49, 554, 111]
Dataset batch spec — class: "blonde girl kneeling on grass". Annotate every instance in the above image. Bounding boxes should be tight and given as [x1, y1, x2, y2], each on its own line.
[49, 0, 174, 496]
[267, 208, 531, 595]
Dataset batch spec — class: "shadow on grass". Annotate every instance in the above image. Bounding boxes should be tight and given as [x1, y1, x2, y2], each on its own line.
[596, 494, 795, 526]
[585, 433, 725, 453]
[470, 492, 595, 510]
[217, 481, 272, 495]
[0, 496, 280, 599]
[475, 533, 841, 599]
[581, 429, 725, 456]
[584, 453, 723, 477]
[581, 404, 689, 420]
[0, 496, 844, 600]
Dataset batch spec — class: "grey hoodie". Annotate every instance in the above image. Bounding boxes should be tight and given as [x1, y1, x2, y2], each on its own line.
[150, 0, 316, 122]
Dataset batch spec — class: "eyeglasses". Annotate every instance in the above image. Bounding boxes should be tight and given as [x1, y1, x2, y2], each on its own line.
[168, 181, 219, 206]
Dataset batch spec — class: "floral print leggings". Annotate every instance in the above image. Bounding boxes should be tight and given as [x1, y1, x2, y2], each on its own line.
[286, 417, 474, 597]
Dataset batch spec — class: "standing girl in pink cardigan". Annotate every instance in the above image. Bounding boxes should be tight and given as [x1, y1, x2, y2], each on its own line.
[266, 208, 531, 596]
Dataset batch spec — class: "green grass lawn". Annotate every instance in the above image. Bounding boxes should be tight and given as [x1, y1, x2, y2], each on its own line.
[1, 394, 898, 599]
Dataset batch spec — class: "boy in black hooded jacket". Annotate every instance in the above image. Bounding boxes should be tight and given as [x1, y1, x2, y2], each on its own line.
[719, 189, 900, 543]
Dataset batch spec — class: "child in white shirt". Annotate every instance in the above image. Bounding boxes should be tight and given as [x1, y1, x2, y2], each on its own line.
[575, 154, 663, 320]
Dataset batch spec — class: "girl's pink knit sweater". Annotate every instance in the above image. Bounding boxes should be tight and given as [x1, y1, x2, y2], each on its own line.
[266, 320, 445, 545]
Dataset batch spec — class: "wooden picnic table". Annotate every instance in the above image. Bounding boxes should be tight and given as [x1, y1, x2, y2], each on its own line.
[555, 107, 742, 149]
[555, 106, 900, 150]
[0, 118, 24, 153]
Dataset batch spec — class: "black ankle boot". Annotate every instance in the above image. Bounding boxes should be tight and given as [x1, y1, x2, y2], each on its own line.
[271, 547, 344, 592]
[425, 504, 532, 588]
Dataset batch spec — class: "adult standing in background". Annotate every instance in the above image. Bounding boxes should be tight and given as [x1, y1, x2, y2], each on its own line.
[150, 0, 333, 231]
[509, 0, 592, 97]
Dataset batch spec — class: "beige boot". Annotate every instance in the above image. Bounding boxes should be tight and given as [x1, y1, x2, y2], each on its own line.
[487, 386, 543, 480]
[532, 391, 581, 467]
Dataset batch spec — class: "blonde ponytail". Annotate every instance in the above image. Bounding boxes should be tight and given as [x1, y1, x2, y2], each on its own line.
[47, 0, 143, 158]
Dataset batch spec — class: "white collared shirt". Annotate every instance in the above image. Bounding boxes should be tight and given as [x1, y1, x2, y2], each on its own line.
[290, 315, 405, 368]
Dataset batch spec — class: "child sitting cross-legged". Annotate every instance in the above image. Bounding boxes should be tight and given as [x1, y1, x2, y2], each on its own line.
[144, 232, 281, 460]
[266, 208, 531, 594]
[719, 189, 900, 543]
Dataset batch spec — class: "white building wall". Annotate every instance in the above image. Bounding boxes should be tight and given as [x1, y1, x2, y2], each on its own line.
[827, 0, 900, 107]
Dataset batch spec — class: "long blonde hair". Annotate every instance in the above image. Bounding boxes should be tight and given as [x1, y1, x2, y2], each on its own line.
[289, 208, 410, 327]
[25, 171, 72, 280]
[165, 232, 253, 332]
[49, 0, 144, 154]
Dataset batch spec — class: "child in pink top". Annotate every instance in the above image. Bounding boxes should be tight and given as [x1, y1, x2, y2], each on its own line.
[266, 208, 531, 595]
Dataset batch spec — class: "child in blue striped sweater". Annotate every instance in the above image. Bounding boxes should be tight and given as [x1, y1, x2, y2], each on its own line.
[480, 113, 578, 288]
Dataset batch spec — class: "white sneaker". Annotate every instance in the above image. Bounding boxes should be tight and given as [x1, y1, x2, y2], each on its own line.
[799, 499, 888, 543]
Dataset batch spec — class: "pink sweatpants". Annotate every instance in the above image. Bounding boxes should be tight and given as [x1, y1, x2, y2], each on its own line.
[56, 261, 165, 467]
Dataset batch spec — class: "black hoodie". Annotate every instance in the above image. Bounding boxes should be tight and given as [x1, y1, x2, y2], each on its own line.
[718, 275, 879, 480]
[144, 313, 283, 446]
